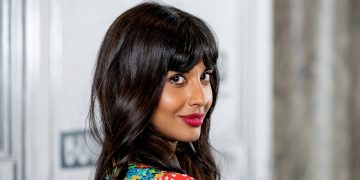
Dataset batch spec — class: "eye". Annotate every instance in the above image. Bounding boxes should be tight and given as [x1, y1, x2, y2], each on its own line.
[200, 73, 211, 81]
[200, 70, 212, 84]
[169, 74, 186, 86]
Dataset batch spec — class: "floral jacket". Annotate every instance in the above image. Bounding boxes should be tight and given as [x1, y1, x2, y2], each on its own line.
[106, 162, 195, 180]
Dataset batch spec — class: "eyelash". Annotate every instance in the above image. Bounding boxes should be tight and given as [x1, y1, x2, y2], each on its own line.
[169, 74, 186, 85]
[169, 71, 212, 86]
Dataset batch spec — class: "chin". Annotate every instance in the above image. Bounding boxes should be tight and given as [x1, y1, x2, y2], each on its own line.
[179, 130, 201, 142]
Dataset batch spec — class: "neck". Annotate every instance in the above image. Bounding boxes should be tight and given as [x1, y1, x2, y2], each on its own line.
[168, 140, 178, 152]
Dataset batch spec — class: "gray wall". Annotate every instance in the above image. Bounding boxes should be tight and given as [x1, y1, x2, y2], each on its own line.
[274, 0, 360, 179]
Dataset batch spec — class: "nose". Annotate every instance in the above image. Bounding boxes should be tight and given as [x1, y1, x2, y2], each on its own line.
[188, 80, 208, 107]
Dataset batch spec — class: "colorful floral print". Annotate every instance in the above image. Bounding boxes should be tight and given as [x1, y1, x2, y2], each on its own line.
[106, 162, 195, 180]
[125, 162, 195, 180]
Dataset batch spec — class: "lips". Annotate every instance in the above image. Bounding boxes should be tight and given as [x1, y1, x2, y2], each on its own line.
[179, 113, 204, 127]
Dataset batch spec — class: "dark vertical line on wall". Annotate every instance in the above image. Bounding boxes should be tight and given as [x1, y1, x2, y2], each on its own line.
[332, 0, 351, 179]
[349, 0, 360, 178]
[273, 0, 292, 179]
[21, 0, 26, 179]
[14, 162, 18, 180]
[8, 0, 13, 158]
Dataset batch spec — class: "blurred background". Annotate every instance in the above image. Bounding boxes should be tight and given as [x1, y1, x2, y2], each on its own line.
[0, 0, 359, 179]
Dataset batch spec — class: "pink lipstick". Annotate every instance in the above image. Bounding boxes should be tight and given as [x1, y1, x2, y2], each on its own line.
[179, 113, 204, 127]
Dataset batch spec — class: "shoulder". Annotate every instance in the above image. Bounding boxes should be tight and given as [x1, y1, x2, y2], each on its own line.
[125, 162, 195, 180]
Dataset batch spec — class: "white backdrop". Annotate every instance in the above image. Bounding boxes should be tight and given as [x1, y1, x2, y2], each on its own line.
[0, 0, 273, 179]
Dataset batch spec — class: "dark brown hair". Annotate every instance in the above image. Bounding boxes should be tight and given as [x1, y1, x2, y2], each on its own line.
[88, 2, 220, 180]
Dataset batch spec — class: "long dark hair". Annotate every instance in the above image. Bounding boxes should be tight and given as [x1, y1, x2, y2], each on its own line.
[88, 2, 220, 180]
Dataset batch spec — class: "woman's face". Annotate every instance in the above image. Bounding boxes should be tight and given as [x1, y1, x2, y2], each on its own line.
[150, 60, 213, 143]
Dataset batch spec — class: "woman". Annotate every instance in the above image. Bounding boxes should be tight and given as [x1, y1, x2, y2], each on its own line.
[88, 2, 220, 180]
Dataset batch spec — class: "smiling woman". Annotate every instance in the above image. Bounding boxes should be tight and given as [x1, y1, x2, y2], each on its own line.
[88, 2, 220, 180]
[151, 61, 214, 144]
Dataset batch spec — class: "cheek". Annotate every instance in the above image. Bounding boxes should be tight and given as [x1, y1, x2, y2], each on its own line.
[205, 86, 213, 108]
[152, 86, 186, 124]
[150, 86, 187, 140]
[158, 88, 184, 113]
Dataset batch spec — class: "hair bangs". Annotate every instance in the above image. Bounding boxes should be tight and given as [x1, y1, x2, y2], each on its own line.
[167, 17, 218, 73]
